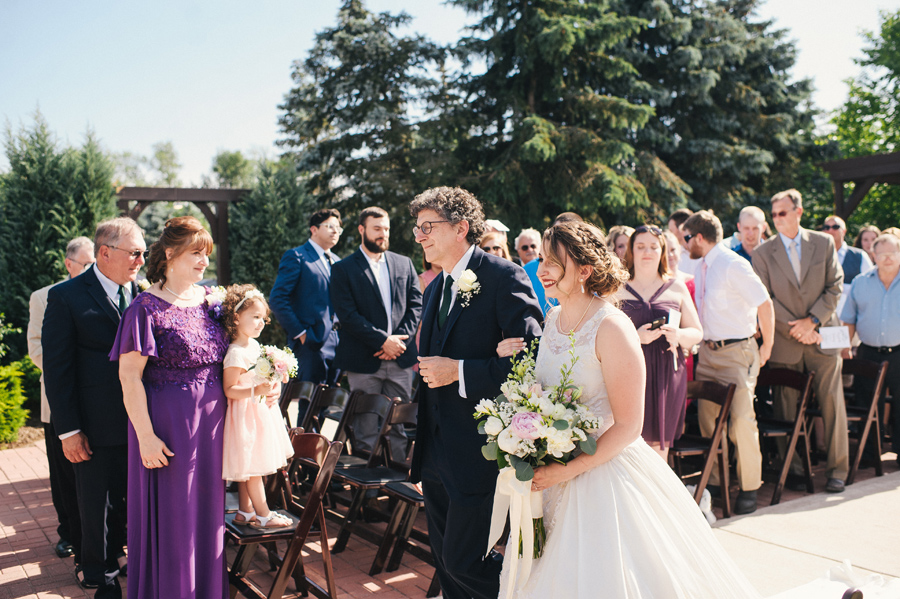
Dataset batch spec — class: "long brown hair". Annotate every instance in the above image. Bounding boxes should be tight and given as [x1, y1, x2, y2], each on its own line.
[145, 216, 214, 285]
[624, 225, 669, 279]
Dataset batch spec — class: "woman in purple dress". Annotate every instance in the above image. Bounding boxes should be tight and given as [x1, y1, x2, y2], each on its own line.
[112, 217, 230, 599]
[616, 225, 702, 460]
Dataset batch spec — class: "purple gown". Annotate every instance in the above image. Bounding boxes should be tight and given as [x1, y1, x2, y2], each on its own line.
[110, 291, 229, 599]
[620, 280, 687, 450]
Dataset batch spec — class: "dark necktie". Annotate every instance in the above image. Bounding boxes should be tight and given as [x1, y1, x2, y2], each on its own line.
[437, 275, 454, 329]
[117, 285, 127, 313]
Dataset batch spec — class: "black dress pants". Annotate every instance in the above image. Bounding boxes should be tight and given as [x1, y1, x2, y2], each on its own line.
[44, 421, 82, 561]
[72, 444, 127, 597]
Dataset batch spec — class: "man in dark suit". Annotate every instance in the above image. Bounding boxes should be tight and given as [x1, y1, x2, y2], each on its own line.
[331, 206, 422, 456]
[270, 208, 343, 385]
[43, 218, 146, 597]
[409, 187, 543, 599]
[753, 189, 849, 493]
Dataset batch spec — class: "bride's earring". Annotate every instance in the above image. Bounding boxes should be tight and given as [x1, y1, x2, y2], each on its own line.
[580, 278, 585, 294]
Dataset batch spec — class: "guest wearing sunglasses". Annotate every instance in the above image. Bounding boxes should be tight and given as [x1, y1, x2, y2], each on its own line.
[514, 228, 541, 265]
[753, 189, 849, 494]
[618, 225, 702, 461]
[479, 231, 512, 261]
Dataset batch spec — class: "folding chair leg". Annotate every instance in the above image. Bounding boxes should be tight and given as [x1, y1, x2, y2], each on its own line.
[387, 504, 419, 572]
[719, 447, 731, 518]
[332, 487, 368, 553]
[317, 509, 338, 599]
[230, 543, 257, 578]
[370, 502, 409, 576]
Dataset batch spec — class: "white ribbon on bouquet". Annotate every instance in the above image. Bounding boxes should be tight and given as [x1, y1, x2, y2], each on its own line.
[486, 466, 543, 599]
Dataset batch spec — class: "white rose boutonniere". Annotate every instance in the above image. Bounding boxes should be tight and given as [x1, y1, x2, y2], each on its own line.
[455, 269, 481, 307]
[136, 279, 150, 292]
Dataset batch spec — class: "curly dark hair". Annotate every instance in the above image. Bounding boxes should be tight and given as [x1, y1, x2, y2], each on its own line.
[145, 216, 213, 285]
[409, 186, 485, 245]
[221, 283, 271, 341]
[542, 221, 629, 299]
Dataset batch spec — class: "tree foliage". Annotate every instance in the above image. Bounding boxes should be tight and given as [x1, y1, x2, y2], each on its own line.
[229, 161, 315, 346]
[278, 0, 444, 258]
[831, 9, 900, 231]
[209, 150, 256, 189]
[0, 114, 117, 359]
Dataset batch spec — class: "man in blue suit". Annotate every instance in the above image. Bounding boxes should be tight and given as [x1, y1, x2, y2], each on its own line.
[409, 187, 543, 599]
[330, 206, 423, 456]
[270, 208, 343, 385]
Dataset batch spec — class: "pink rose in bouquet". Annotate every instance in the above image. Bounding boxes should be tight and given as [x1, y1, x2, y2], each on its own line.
[511, 412, 543, 440]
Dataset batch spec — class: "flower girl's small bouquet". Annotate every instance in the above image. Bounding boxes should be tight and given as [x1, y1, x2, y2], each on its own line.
[248, 345, 298, 402]
[475, 335, 602, 595]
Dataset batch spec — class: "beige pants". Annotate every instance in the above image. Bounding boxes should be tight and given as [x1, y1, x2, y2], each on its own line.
[770, 346, 849, 481]
[696, 339, 763, 491]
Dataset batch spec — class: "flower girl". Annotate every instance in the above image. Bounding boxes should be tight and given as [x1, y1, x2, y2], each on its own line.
[221, 284, 294, 529]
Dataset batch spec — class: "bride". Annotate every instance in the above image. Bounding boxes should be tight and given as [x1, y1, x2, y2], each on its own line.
[496, 220, 762, 599]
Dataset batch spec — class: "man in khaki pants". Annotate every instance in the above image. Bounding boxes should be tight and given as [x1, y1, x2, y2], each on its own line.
[753, 189, 848, 493]
[683, 210, 775, 514]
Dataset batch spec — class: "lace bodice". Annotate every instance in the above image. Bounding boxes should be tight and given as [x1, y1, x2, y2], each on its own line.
[115, 291, 229, 390]
[535, 301, 619, 439]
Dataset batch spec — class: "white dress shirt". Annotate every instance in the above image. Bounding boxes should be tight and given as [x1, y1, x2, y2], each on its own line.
[362, 248, 392, 334]
[696, 243, 770, 341]
[439, 244, 476, 398]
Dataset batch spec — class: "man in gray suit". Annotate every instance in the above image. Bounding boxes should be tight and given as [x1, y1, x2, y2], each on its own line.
[752, 189, 849, 493]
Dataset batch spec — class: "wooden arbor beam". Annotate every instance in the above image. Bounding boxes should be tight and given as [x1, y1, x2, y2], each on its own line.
[819, 152, 900, 221]
[114, 186, 249, 285]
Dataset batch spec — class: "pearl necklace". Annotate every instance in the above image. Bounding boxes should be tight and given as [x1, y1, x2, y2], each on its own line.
[163, 284, 195, 301]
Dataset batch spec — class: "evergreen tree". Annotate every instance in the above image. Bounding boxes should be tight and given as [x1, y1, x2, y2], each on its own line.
[0, 115, 117, 359]
[229, 161, 314, 346]
[278, 0, 443, 259]
[445, 0, 681, 229]
[611, 0, 819, 226]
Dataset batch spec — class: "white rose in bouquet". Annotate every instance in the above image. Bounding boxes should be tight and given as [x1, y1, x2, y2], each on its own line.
[484, 416, 505, 436]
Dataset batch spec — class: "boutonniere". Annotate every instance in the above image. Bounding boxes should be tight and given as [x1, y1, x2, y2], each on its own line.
[206, 285, 227, 319]
[136, 279, 150, 292]
[455, 269, 481, 307]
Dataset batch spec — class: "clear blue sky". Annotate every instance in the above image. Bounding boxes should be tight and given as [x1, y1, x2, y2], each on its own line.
[1, 0, 895, 185]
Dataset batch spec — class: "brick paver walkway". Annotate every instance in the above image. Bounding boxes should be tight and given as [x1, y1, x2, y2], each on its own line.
[0, 442, 434, 598]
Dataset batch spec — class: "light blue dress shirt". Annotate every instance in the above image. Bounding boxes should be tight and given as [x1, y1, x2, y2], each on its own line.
[840, 268, 900, 347]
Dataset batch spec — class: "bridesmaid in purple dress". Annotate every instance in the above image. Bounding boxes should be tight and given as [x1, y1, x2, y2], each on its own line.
[617, 225, 702, 460]
[112, 217, 230, 599]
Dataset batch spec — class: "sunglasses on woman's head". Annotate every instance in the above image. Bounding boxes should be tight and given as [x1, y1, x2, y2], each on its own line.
[634, 225, 663, 236]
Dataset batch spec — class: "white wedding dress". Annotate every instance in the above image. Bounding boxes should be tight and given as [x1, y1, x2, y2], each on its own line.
[499, 302, 763, 599]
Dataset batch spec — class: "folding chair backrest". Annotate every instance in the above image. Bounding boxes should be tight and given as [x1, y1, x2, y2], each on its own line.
[278, 380, 319, 425]
[756, 368, 816, 415]
[842, 358, 888, 392]
[686, 381, 736, 452]
[300, 386, 352, 434]
[383, 402, 418, 467]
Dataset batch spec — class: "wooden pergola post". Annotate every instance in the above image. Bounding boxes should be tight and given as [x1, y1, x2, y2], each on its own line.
[818, 152, 900, 220]
[115, 187, 249, 285]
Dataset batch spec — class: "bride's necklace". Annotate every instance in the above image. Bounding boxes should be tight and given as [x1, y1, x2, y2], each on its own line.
[163, 283, 195, 301]
[560, 295, 595, 333]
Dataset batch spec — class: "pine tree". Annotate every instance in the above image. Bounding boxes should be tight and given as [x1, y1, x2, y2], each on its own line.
[278, 0, 443, 258]
[444, 0, 683, 229]
[0, 115, 117, 359]
[611, 0, 819, 226]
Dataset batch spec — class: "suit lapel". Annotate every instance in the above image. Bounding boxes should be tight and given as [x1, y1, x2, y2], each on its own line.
[772, 236, 801, 289]
[305, 242, 331, 279]
[419, 273, 442, 354]
[798, 229, 817, 285]
[84, 267, 122, 323]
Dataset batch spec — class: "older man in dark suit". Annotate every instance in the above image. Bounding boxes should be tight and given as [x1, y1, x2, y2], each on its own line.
[753, 189, 849, 493]
[270, 208, 343, 385]
[409, 187, 543, 599]
[43, 218, 146, 597]
[330, 206, 422, 457]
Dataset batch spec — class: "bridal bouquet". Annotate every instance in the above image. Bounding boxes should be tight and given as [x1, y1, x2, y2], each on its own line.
[248, 345, 298, 402]
[475, 336, 601, 593]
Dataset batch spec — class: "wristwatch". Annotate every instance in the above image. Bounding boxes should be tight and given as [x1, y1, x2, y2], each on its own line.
[808, 314, 820, 326]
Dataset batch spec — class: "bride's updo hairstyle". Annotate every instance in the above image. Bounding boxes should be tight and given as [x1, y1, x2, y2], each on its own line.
[146, 216, 214, 285]
[542, 221, 629, 298]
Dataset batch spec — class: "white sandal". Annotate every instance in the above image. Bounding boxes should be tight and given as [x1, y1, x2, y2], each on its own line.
[250, 511, 292, 529]
[234, 509, 257, 526]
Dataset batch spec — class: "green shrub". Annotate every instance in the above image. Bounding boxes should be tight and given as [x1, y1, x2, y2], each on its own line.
[0, 362, 29, 443]
[18, 355, 41, 423]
